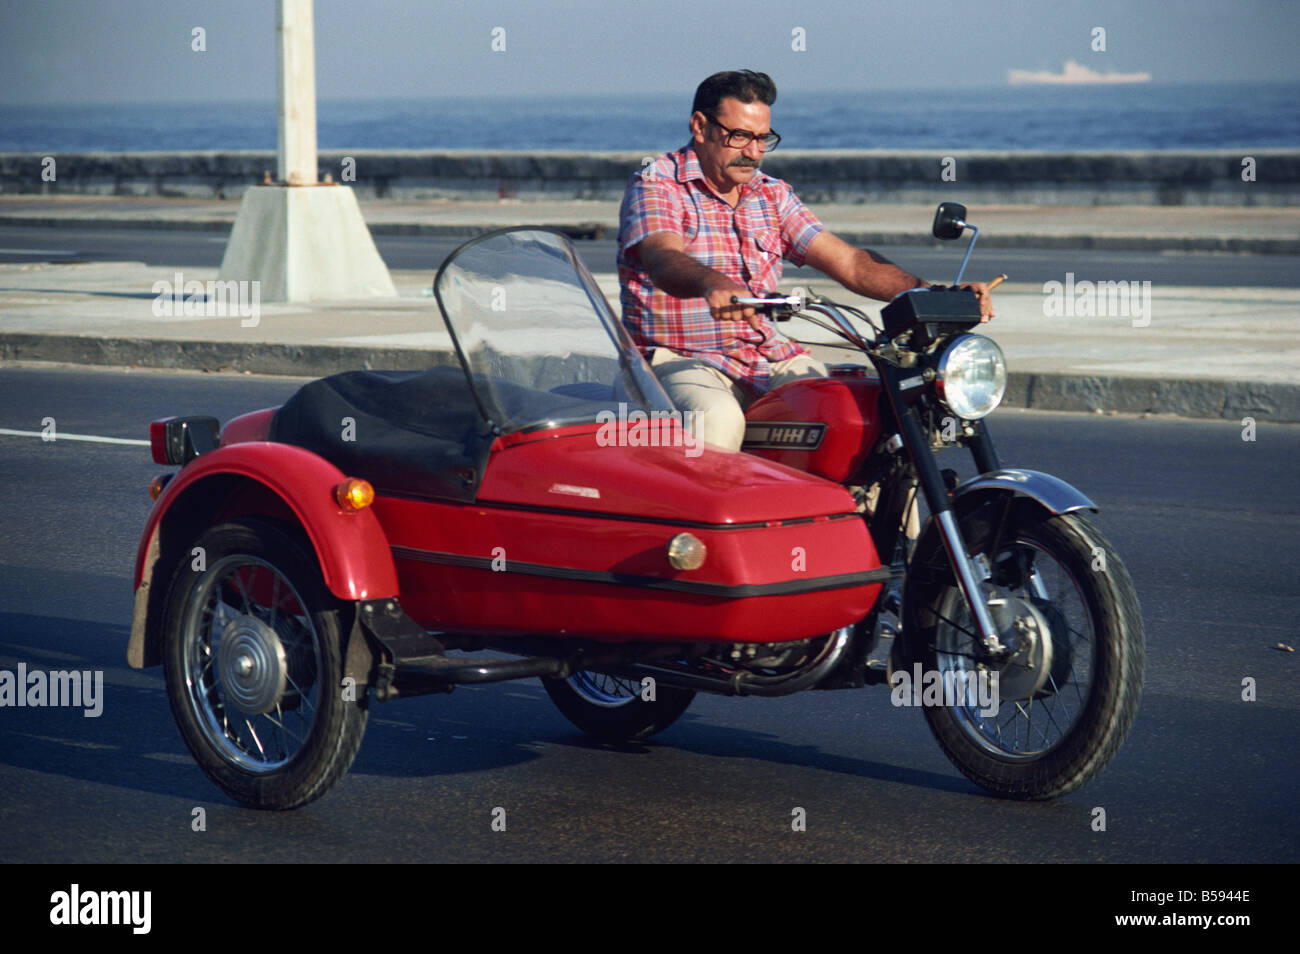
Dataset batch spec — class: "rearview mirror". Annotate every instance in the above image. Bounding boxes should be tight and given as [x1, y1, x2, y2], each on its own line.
[932, 202, 968, 241]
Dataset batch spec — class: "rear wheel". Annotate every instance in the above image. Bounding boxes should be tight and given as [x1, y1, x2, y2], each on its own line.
[161, 518, 367, 809]
[542, 670, 695, 742]
[908, 502, 1143, 800]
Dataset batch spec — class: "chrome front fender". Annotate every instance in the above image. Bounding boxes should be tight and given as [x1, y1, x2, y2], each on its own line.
[951, 468, 1096, 515]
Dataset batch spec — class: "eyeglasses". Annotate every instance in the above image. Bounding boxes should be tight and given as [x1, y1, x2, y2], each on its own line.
[703, 114, 781, 151]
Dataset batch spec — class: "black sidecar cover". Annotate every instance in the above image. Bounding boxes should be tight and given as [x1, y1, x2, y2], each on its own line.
[268, 366, 626, 502]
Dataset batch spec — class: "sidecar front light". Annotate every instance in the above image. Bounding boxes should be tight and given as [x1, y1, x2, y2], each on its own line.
[667, 533, 707, 571]
[935, 334, 1006, 420]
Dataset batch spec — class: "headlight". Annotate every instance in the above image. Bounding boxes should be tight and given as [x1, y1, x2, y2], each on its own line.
[935, 334, 1006, 420]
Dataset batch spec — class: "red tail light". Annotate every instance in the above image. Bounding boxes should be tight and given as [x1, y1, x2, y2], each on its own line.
[150, 417, 221, 465]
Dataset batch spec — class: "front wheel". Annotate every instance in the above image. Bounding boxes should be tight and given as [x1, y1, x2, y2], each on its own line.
[160, 518, 368, 809]
[542, 670, 695, 742]
[907, 502, 1144, 800]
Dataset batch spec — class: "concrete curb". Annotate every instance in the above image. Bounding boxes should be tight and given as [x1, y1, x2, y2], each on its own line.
[1002, 371, 1300, 422]
[0, 332, 457, 377]
[2, 213, 1296, 254]
[0, 214, 235, 233]
[3, 332, 1295, 422]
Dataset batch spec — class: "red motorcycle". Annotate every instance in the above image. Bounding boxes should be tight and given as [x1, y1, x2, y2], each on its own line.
[130, 204, 1143, 809]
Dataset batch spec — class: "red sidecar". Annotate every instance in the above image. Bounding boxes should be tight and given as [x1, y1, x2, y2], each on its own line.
[129, 228, 886, 809]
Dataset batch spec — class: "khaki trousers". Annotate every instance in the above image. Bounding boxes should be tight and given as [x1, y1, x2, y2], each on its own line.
[649, 347, 827, 451]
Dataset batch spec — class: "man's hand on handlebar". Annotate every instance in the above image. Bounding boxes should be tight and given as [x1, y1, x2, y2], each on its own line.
[962, 274, 1005, 321]
[705, 280, 764, 332]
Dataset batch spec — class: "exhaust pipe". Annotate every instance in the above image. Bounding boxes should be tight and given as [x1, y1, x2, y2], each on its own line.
[605, 626, 853, 698]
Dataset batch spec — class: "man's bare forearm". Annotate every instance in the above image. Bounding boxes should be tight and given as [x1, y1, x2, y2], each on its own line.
[844, 248, 928, 300]
[637, 242, 761, 327]
[644, 248, 738, 299]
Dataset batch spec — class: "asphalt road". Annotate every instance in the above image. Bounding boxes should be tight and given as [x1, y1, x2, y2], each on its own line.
[2, 223, 1299, 287]
[0, 366, 1296, 863]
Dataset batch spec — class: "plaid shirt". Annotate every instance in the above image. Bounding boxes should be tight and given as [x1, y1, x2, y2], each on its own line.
[617, 143, 825, 392]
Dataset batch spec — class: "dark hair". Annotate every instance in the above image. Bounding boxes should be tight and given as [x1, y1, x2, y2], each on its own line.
[691, 70, 777, 116]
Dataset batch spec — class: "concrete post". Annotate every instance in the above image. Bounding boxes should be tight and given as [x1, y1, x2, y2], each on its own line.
[218, 0, 396, 301]
[277, 0, 318, 186]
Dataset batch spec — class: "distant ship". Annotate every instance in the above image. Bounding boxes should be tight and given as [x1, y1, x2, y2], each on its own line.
[1007, 59, 1152, 86]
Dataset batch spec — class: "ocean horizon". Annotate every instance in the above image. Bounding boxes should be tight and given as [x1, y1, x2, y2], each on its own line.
[2, 82, 1297, 153]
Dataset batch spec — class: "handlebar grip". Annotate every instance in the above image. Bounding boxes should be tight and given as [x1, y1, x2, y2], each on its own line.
[734, 295, 808, 322]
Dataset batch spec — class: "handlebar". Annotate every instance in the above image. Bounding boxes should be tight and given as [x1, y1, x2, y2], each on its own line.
[732, 275, 1004, 319]
[730, 293, 807, 321]
[729, 274, 1006, 351]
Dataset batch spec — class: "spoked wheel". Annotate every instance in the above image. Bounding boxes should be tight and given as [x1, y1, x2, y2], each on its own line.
[161, 518, 367, 809]
[909, 502, 1143, 800]
[542, 670, 695, 742]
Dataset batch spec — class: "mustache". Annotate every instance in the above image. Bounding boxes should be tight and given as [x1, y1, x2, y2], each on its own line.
[729, 157, 761, 168]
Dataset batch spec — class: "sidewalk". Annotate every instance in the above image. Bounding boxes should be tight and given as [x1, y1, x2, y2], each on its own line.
[2, 194, 1299, 253]
[2, 256, 1297, 421]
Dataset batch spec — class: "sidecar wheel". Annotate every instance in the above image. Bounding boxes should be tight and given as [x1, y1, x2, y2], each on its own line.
[160, 518, 368, 810]
[542, 670, 695, 742]
[910, 505, 1143, 800]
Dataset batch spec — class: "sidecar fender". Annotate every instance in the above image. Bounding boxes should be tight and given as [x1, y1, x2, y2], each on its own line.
[129, 442, 398, 669]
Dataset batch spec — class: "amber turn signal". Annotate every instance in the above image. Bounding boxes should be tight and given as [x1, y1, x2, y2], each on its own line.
[666, 532, 707, 571]
[335, 478, 375, 512]
[148, 474, 172, 501]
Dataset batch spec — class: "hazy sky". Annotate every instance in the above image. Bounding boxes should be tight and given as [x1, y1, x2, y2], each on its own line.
[2, 0, 1297, 104]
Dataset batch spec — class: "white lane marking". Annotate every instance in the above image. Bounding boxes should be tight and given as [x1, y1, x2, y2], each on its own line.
[0, 428, 150, 446]
[0, 248, 77, 255]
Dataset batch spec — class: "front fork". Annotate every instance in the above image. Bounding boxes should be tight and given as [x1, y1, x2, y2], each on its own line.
[876, 363, 1006, 653]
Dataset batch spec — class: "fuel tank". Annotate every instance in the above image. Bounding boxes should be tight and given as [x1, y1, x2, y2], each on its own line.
[743, 368, 884, 483]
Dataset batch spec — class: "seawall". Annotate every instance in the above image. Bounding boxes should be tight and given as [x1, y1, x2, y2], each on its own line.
[2, 149, 1295, 205]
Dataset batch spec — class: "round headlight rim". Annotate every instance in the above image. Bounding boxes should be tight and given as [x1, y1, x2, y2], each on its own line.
[934, 333, 1007, 421]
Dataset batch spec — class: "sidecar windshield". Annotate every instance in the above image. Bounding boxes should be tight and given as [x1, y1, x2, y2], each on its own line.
[434, 228, 673, 434]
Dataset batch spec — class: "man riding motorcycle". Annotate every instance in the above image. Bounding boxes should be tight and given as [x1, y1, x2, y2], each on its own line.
[616, 68, 995, 451]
